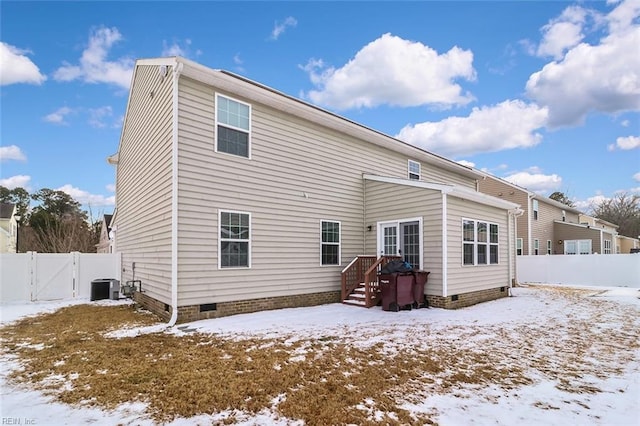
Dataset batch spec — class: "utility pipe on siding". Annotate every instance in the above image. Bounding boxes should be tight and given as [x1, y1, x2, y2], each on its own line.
[508, 207, 524, 295]
[168, 59, 184, 328]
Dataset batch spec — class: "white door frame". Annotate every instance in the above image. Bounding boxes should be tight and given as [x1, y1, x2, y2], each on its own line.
[376, 217, 423, 269]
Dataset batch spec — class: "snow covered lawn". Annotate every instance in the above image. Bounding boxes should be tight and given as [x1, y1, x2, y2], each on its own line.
[1, 285, 638, 425]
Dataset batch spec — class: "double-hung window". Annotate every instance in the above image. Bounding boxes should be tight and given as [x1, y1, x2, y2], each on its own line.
[408, 160, 421, 180]
[463, 219, 499, 266]
[216, 94, 251, 158]
[219, 211, 251, 268]
[532, 199, 539, 220]
[321, 220, 341, 265]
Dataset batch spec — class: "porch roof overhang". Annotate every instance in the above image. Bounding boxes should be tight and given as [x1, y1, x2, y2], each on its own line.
[363, 174, 521, 212]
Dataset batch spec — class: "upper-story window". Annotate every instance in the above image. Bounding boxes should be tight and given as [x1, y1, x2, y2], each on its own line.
[408, 160, 421, 180]
[215, 94, 251, 158]
[532, 199, 539, 220]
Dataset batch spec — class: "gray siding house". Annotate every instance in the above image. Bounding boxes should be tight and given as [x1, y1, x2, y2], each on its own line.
[111, 57, 521, 323]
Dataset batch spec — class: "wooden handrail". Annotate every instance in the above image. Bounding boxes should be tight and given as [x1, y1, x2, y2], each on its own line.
[341, 255, 377, 300]
[363, 255, 401, 307]
[341, 255, 401, 307]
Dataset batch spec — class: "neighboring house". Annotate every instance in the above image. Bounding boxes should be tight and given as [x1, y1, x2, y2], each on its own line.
[96, 213, 114, 253]
[617, 234, 640, 254]
[110, 57, 521, 323]
[577, 214, 618, 254]
[477, 175, 618, 255]
[0, 203, 18, 253]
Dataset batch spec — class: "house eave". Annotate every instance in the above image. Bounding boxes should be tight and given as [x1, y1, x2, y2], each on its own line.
[363, 174, 520, 211]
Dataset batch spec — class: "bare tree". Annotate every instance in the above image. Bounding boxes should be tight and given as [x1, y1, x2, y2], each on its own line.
[592, 192, 640, 238]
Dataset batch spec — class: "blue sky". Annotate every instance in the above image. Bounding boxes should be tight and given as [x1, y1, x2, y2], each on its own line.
[1, 1, 639, 216]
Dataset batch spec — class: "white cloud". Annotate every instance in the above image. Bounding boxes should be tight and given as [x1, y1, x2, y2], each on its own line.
[88, 106, 113, 128]
[161, 39, 197, 57]
[270, 16, 297, 40]
[456, 160, 475, 168]
[536, 6, 588, 60]
[0, 42, 47, 86]
[607, 135, 640, 151]
[43, 106, 74, 125]
[0, 175, 31, 190]
[0, 145, 27, 162]
[503, 171, 562, 195]
[303, 33, 476, 110]
[53, 26, 134, 89]
[525, 2, 640, 128]
[57, 184, 115, 207]
[106, 184, 116, 192]
[233, 53, 245, 73]
[396, 100, 549, 158]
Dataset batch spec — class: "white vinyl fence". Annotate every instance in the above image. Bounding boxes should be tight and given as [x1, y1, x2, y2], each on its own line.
[0, 252, 121, 303]
[517, 254, 640, 288]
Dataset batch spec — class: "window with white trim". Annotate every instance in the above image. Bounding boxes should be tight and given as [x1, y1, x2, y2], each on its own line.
[462, 219, 499, 266]
[547, 240, 552, 255]
[321, 220, 341, 265]
[219, 211, 251, 268]
[532, 199, 539, 220]
[565, 239, 591, 255]
[534, 238, 539, 255]
[603, 239, 611, 254]
[215, 94, 251, 158]
[408, 160, 421, 180]
[516, 238, 523, 256]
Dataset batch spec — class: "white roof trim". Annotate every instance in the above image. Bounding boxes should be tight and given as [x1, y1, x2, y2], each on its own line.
[363, 174, 520, 210]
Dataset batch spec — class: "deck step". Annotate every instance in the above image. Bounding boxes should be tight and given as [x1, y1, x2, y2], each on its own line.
[342, 299, 367, 307]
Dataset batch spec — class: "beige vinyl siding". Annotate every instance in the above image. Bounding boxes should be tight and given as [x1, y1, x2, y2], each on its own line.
[175, 77, 476, 306]
[478, 177, 530, 254]
[115, 65, 174, 304]
[363, 180, 444, 296]
[446, 196, 510, 295]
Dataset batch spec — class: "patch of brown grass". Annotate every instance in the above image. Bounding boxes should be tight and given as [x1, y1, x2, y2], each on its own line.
[0, 304, 534, 425]
[2, 288, 638, 424]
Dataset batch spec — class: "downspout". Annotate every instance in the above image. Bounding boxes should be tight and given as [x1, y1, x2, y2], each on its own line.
[527, 194, 533, 255]
[441, 191, 448, 297]
[168, 60, 184, 327]
[509, 208, 524, 295]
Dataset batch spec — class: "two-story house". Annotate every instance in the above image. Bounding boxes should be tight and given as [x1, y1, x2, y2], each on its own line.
[110, 57, 522, 323]
[96, 213, 114, 254]
[0, 203, 18, 253]
[477, 174, 616, 255]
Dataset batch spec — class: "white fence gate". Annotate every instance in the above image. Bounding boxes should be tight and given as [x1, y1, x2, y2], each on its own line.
[0, 252, 121, 303]
[517, 254, 640, 288]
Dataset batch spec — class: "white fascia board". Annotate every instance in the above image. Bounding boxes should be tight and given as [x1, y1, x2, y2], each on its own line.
[363, 174, 454, 193]
[363, 174, 520, 211]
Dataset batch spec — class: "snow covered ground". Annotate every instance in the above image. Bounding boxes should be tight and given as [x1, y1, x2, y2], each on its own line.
[1, 285, 639, 426]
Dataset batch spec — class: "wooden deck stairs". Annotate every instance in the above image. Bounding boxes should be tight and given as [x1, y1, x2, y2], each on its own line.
[341, 255, 401, 308]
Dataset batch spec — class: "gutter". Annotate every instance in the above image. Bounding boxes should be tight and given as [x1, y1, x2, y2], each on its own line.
[508, 207, 525, 294]
[168, 59, 184, 327]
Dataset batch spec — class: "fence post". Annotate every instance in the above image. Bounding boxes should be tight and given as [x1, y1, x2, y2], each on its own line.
[71, 252, 80, 299]
[27, 251, 36, 301]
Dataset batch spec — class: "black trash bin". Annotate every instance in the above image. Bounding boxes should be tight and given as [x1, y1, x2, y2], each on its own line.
[91, 279, 111, 301]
